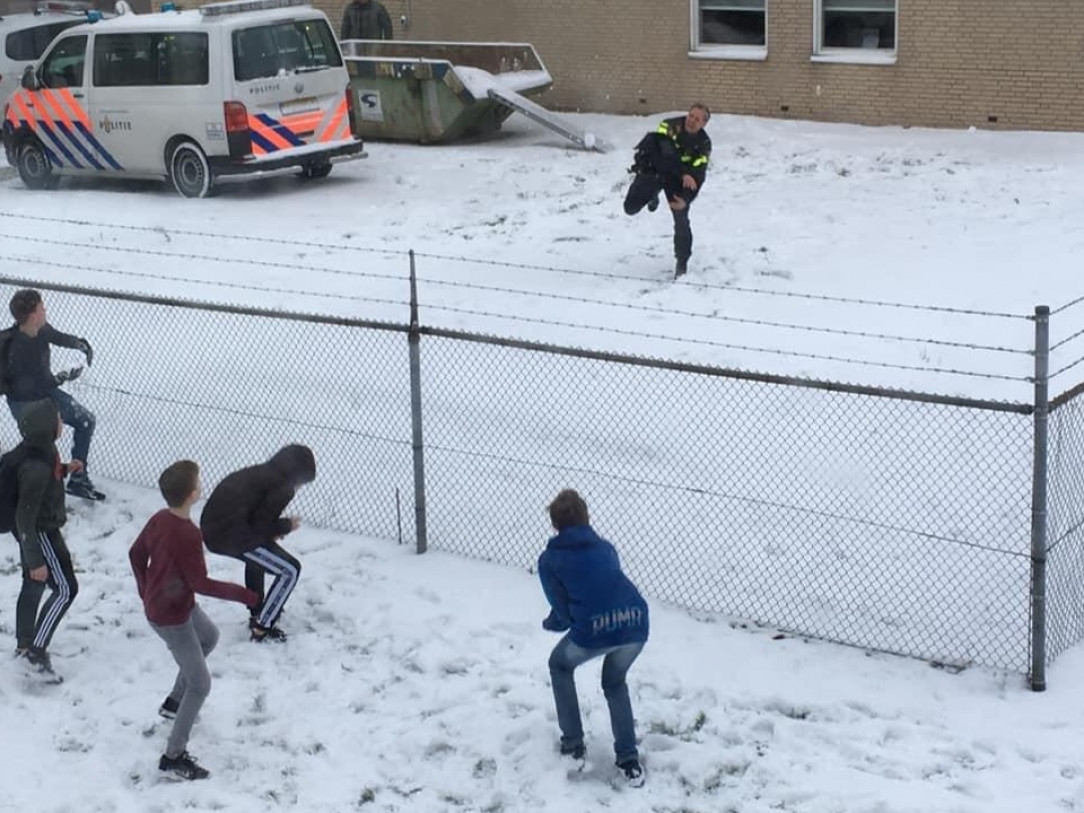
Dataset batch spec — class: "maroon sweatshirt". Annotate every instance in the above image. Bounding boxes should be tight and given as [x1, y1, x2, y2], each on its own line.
[130, 509, 257, 626]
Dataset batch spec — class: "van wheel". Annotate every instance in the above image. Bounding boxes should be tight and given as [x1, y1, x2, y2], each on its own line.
[299, 160, 332, 180]
[17, 139, 58, 190]
[168, 141, 212, 198]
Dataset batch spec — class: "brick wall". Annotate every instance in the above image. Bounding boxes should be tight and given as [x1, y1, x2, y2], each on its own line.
[314, 0, 1084, 131]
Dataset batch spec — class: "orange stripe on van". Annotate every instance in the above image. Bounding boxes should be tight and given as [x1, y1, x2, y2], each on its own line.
[282, 112, 322, 133]
[318, 101, 347, 143]
[27, 91, 57, 130]
[57, 88, 92, 130]
[11, 92, 38, 129]
[38, 90, 75, 132]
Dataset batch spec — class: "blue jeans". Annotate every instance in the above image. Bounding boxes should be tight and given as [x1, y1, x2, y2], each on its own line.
[548, 635, 644, 764]
[8, 388, 96, 468]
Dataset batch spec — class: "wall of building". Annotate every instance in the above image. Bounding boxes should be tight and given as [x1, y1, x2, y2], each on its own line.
[317, 0, 1084, 131]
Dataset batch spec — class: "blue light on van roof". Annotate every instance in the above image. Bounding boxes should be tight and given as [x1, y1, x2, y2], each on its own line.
[161, 1, 176, 9]
[86, 9, 102, 21]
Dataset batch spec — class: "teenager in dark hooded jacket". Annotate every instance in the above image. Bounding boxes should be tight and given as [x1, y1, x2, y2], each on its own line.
[11, 398, 83, 680]
[199, 445, 315, 642]
[538, 489, 649, 787]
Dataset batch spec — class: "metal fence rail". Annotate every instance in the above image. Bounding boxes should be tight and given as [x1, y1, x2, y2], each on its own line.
[1, 272, 1082, 683]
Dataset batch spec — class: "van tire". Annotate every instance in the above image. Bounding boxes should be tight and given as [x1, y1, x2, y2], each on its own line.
[300, 160, 332, 180]
[17, 139, 57, 190]
[168, 141, 212, 198]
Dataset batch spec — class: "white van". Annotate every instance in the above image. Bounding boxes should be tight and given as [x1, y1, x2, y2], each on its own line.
[1, 0, 366, 197]
[0, 2, 93, 107]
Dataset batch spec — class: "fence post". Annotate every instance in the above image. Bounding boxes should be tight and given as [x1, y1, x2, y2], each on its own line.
[408, 250, 429, 555]
[1029, 305, 1050, 691]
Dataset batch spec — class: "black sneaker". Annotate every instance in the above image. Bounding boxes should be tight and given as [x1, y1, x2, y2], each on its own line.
[250, 622, 287, 643]
[23, 647, 63, 684]
[618, 759, 645, 788]
[674, 259, 688, 279]
[159, 751, 210, 781]
[560, 743, 586, 761]
[159, 696, 180, 720]
[66, 473, 105, 501]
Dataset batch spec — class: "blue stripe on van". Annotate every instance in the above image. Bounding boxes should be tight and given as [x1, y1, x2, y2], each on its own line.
[37, 123, 80, 169]
[255, 113, 304, 147]
[55, 121, 104, 171]
[42, 144, 62, 168]
[75, 122, 123, 171]
[249, 130, 279, 154]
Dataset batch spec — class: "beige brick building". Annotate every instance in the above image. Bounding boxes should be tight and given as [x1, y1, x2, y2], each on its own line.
[319, 0, 1084, 131]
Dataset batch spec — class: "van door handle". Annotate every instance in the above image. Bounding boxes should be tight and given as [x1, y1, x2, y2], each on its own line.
[72, 92, 85, 98]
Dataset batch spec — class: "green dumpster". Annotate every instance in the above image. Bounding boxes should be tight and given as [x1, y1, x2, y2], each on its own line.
[341, 40, 552, 143]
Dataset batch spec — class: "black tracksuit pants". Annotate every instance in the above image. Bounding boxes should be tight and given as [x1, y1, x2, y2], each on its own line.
[16, 528, 78, 652]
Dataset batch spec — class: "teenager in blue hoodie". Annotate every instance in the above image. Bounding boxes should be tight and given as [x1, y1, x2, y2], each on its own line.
[538, 489, 649, 787]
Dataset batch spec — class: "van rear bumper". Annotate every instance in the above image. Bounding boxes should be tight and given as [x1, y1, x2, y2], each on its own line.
[209, 138, 367, 177]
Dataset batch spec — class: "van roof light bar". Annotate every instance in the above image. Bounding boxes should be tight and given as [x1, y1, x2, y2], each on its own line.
[199, 0, 310, 17]
[35, 0, 94, 15]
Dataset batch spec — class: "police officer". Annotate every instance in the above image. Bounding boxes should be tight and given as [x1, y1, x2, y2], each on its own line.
[624, 104, 712, 279]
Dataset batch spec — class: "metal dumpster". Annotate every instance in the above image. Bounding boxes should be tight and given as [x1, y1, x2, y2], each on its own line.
[340, 40, 552, 143]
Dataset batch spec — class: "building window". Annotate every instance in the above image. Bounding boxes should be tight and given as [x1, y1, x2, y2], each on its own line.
[694, 0, 766, 52]
[818, 0, 896, 51]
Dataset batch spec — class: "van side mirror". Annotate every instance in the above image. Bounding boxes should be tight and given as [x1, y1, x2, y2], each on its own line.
[20, 65, 40, 91]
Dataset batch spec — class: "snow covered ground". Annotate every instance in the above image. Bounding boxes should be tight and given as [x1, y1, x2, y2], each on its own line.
[3, 111, 1084, 811]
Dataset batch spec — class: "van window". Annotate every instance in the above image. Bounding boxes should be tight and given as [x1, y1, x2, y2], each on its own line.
[93, 32, 209, 86]
[40, 34, 87, 89]
[232, 18, 341, 82]
[5, 21, 84, 61]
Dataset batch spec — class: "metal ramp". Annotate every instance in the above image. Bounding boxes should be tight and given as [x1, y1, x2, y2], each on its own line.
[488, 86, 607, 152]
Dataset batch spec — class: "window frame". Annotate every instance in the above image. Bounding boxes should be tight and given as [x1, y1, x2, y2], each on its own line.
[689, 0, 768, 62]
[92, 31, 211, 88]
[812, 0, 898, 65]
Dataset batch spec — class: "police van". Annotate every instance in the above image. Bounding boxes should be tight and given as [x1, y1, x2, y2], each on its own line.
[1, 0, 366, 197]
[0, 2, 93, 106]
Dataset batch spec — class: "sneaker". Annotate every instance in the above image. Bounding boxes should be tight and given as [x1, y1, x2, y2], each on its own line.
[22, 647, 63, 684]
[159, 696, 180, 720]
[159, 751, 210, 781]
[618, 759, 645, 788]
[249, 622, 287, 643]
[66, 472, 105, 501]
[674, 259, 688, 279]
[647, 195, 659, 213]
[560, 742, 586, 761]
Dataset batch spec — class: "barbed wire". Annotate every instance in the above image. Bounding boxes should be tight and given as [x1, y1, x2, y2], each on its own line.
[426, 443, 1029, 558]
[82, 383, 410, 447]
[1051, 293, 1084, 318]
[0, 254, 406, 311]
[1050, 355, 1084, 381]
[0, 229, 1031, 357]
[1050, 324, 1084, 352]
[0, 233, 402, 286]
[0, 211, 1033, 319]
[420, 302, 1031, 382]
[418, 276, 1029, 356]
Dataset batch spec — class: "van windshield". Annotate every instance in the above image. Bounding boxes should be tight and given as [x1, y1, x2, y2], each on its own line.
[232, 18, 341, 81]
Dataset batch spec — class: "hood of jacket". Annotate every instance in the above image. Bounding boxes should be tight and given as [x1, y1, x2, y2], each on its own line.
[547, 524, 599, 551]
[268, 444, 316, 486]
[17, 398, 59, 451]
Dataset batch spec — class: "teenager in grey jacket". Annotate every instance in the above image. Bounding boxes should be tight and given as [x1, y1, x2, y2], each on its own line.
[12, 398, 82, 681]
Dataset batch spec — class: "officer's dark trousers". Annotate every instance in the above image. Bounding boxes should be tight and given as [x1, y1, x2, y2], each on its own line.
[624, 173, 693, 263]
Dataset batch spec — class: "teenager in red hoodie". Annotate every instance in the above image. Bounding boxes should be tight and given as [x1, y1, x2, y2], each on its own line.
[129, 460, 258, 781]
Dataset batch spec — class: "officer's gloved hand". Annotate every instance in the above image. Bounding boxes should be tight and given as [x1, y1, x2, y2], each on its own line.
[54, 366, 83, 385]
[75, 338, 93, 366]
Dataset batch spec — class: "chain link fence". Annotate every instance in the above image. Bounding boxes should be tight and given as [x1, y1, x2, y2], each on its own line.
[3, 274, 1082, 680]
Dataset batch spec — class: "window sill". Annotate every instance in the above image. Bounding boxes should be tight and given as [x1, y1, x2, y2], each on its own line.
[688, 46, 767, 62]
[810, 50, 897, 66]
